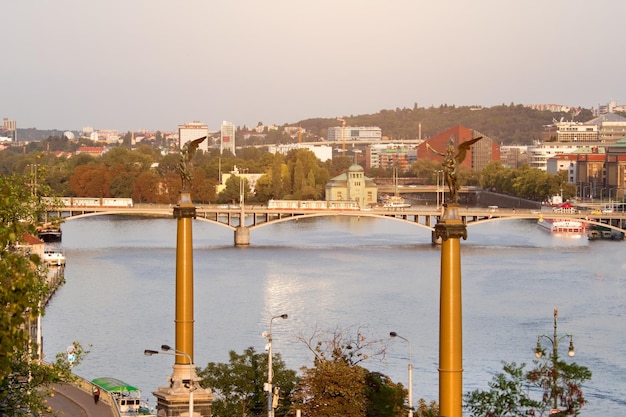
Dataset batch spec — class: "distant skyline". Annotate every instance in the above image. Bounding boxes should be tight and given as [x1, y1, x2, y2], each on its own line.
[2, 1, 625, 133]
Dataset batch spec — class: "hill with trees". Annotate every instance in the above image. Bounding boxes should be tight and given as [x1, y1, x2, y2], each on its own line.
[295, 104, 594, 145]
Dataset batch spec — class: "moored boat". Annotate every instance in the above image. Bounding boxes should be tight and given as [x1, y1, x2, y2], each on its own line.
[37, 227, 62, 242]
[43, 248, 65, 266]
[588, 225, 625, 241]
[92, 377, 155, 416]
[537, 218, 587, 234]
[383, 195, 411, 209]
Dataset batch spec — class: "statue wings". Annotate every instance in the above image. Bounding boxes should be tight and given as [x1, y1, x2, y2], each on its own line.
[183, 136, 207, 160]
[455, 137, 482, 164]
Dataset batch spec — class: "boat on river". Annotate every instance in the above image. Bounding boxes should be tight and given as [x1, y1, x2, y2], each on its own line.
[537, 218, 587, 234]
[37, 226, 62, 242]
[43, 248, 65, 266]
[588, 225, 625, 241]
[383, 195, 411, 209]
[92, 377, 155, 416]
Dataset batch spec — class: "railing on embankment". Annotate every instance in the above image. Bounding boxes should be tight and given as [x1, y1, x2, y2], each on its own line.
[70, 373, 122, 416]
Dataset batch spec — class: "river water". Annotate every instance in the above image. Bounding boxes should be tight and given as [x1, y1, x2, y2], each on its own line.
[42, 215, 626, 415]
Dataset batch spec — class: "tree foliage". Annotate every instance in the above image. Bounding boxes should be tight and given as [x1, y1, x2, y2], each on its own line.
[464, 359, 591, 417]
[292, 326, 415, 417]
[197, 347, 297, 417]
[0, 173, 89, 415]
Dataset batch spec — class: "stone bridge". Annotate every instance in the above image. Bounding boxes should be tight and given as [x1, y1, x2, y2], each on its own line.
[45, 203, 626, 246]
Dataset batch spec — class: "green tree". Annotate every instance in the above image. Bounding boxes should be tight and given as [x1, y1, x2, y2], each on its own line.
[465, 357, 591, 417]
[464, 362, 543, 417]
[217, 175, 249, 204]
[197, 347, 297, 417]
[0, 174, 88, 415]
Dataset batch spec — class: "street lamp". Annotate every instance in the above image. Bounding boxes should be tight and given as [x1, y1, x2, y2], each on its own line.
[263, 314, 288, 417]
[145, 345, 195, 417]
[390, 332, 413, 417]
[434, 169, 444, 209]
[534, 307, 575, 412]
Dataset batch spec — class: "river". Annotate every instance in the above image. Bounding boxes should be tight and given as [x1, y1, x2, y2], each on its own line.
[42, 215, 626, 415]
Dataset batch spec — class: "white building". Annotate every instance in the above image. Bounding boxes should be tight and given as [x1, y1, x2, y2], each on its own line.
[179, 121, 209, 152]
[267, 143, 333, 162]
[527, 142, 600, 171]
[221, 121, 236, 155]
[327, 126, 382, 141]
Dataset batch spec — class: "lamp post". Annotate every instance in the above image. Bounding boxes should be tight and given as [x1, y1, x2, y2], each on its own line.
[145, 345, 195, 417]
[534, 307, 575, 412]
[435, 169, 444, 209]
[390, 332, 413, 417]
[264, 314, 288, 417]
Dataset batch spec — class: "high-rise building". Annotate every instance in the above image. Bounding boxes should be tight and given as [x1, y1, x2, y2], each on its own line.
[178, 121, 209, 152]
[220, 121, 236, 155]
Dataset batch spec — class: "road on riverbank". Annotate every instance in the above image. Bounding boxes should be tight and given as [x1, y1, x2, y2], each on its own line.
[46, 383, 115, 417]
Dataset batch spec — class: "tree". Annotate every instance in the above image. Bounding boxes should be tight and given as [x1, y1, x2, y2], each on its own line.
[464, 357, 591, 417]
[197, 347, 298, 417]
[292, 326, 407, 417]
[464, 362, 543, 417]
[0, 174, 88, 415]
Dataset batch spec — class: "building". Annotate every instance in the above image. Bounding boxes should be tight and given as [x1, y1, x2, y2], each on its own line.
[588, 113, 626, 143]
[555, 120, 599, 142]
[179, 121, 209, 152]
[220, 121, 236, 155]
[366, 143, 417, 171]
[325, 164, 378, 208]
[327, 126, 382, 142]
[75, 146, 107, 157]
[416, 125, 498, 173]
[500, 145, 528, 169]
[267, 143, 333, 162]
[216, 166, 264, 197]
[2, 118, 17, 142]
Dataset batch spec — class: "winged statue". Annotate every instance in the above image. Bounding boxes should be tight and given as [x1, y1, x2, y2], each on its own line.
[426, 136, 482, 204]
[177, 136, 207, 190]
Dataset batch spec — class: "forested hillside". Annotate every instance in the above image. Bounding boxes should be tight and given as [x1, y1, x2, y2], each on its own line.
[296, 104, 594, 145]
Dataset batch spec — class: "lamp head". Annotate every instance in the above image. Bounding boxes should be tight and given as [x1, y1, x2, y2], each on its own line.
[390, 331, 398, 338]
[568, 338, 575, 357]
[144, 349, 159, 356]
[535, 339, 543, 359]
[161, 344, 172, 352]
[279, 314, 288, 320]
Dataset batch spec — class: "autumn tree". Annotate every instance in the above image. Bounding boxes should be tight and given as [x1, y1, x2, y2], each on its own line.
[292, 326, 407, 417]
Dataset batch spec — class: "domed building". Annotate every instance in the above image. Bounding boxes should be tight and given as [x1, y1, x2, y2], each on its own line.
[325, 164, 378, 208]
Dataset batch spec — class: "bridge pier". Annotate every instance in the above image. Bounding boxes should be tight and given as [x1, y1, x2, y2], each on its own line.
[234, 226, 250, 246]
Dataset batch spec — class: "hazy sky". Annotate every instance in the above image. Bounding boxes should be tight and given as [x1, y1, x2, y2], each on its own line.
[2, 1, 625, 133]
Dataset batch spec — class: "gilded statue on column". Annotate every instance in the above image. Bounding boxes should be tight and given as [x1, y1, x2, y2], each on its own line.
[426, 136, 482, 204]
[177, 136, 206, 191]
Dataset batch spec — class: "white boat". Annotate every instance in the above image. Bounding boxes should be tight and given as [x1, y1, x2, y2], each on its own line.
[383, 169, 411, 208]
[92, 377, 155, 416]
[383, 196, 411, 209]
[43, 249, 65, 266]
[537, 218, 587, 234]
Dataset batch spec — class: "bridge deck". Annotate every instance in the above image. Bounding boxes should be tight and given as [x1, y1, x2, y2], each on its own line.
[45, 204, 626, 234]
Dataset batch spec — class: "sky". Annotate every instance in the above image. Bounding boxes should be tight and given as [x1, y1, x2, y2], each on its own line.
[2, 1, 625, 133]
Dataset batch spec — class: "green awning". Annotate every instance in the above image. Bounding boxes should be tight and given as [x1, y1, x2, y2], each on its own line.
[92, 377, 140, 393]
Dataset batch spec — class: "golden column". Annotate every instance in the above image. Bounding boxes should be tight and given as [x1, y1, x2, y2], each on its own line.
[174, 192, 195, 364]
[435, 204, 466, 417]
[153, 137, 214, 417]
[427, 135, 481, 417]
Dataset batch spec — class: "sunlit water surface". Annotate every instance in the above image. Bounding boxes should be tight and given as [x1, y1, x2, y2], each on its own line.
[42, 215, 626, 415]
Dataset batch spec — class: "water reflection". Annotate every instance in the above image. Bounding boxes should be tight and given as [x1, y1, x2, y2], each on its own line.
[42, 216, 626, 415]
